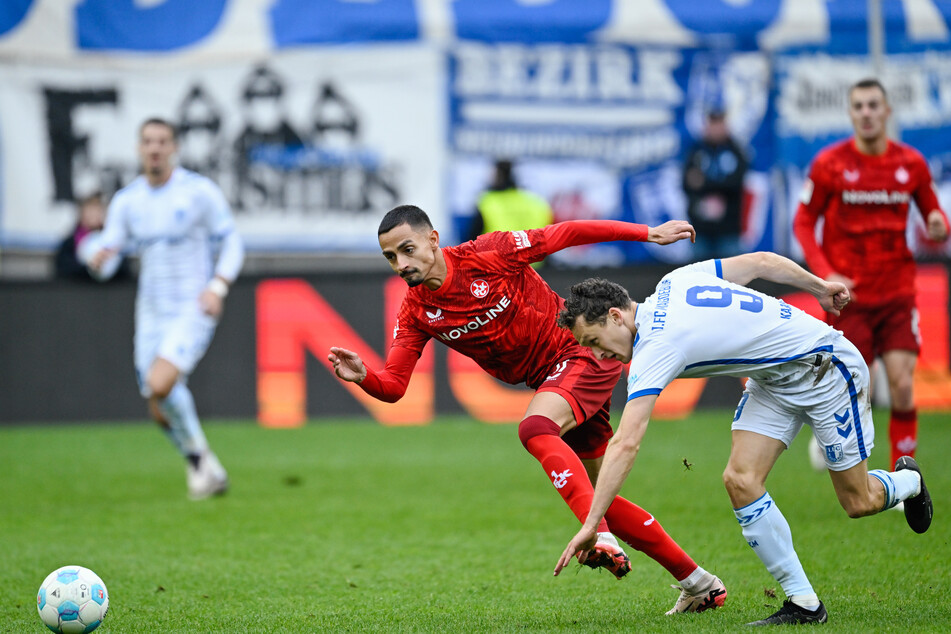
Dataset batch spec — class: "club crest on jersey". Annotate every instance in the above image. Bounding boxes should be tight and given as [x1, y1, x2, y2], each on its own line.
[470, 279, 490, 298]
[824, 443, 844, 463]
[425, 308, 444, 323]
[895, 166, 909, 184]
[843, 169, 859, 183]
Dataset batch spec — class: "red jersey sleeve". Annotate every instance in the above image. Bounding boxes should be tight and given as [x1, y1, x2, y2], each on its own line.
[359, 345, 419, 402]
[541, 220, 649, 252]
[468, 220, 649, 270]
[793, 155, 836, 279]
[358, 304, 430, 402]
[910, 152, 949, 230]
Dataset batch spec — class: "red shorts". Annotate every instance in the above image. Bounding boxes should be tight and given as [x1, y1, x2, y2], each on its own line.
[536, 353, 622, 460]
[828, 296, 920, 366]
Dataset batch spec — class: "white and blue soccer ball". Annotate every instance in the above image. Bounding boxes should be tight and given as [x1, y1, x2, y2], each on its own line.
[36, 566, 109, 633]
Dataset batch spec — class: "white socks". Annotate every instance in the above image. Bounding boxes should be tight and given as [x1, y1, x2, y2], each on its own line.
[596, 532, 621, 549]
[158, 382, 209, 459]
[678, 565, 712, 591]
[869, 469, 921, 511]
[735, 492, 815, 602]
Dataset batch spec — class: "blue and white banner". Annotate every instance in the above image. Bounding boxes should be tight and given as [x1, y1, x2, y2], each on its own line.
[2, 0, 951, 259]
[448, 44, 774, 263]
[0, 47, 444, 251]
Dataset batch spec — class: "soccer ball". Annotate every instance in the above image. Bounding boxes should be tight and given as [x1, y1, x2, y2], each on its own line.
[807, 435, 827, 472]
[36, 566, 109, 634]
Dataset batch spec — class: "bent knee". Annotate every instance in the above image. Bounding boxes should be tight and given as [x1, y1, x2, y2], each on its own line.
[146, 376, 174, 400]
[517, 415, 561, 449]
[722, 468, 760, 501]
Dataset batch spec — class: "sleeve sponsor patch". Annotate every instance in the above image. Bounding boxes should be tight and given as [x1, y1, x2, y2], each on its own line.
[512, 230, 531, 250]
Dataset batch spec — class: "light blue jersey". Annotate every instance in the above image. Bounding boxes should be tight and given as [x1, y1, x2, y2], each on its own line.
[99, 167, 244, 384]
[627, 259, 839, 399]
[627, 259, 873, 470]
[100, 167, 244, 316]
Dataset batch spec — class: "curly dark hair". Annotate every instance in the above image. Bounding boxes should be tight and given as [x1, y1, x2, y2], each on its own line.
[378, 204, 434, 236]
[557, 278, 632, 329]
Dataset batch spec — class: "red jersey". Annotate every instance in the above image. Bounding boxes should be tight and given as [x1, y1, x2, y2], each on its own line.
[793, 138, 946, 305]
[359, 220, 649, 401]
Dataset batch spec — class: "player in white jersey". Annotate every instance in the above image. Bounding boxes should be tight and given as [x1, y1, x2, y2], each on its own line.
[552, 252, 933, 626]
[86, 118, 245, 500]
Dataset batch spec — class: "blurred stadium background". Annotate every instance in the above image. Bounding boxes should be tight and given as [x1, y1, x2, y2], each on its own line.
[1, 0, 950, 425]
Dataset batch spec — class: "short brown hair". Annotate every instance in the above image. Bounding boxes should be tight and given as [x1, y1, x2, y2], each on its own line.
[849, 78, 888, 102]
[139, 117, 178, 141]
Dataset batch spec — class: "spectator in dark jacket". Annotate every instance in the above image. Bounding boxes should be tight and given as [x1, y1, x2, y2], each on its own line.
[682, 109, 748, 259]
[55, 191, 131, 282]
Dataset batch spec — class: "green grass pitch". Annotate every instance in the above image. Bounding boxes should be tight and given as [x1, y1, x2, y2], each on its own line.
[2, 410, 949, 632]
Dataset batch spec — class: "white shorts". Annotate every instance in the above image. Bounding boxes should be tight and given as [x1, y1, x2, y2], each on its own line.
[731, 335, 875, 471]
[134, 306, 217, 396]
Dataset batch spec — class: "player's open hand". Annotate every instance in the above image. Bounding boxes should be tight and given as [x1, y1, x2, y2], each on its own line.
[328, 347, 367, 383]
[553, 526, 598, 577]
[647, 220, 696, 245]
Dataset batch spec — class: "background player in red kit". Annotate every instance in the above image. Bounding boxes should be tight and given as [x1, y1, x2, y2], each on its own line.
[793, 78, 949, 468]
[329, 205, 728, 615]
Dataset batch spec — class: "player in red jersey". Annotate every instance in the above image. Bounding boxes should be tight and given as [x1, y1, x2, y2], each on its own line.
[793, 78, 949, 469]
[329, 205, 728, 615]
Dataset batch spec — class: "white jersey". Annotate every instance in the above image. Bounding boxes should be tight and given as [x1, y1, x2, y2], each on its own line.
[626, 259, 840, 400]
[100, 167, 244, 318]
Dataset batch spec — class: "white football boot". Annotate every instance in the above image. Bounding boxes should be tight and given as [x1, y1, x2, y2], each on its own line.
[187, 451, 229, 500]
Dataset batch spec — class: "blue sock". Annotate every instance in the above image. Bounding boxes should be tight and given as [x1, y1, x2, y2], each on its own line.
[158, 383, 209, 458]
[735, 492, 815, 600]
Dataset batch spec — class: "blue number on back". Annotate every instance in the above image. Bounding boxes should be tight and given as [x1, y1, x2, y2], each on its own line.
[686, 285, 763, 313]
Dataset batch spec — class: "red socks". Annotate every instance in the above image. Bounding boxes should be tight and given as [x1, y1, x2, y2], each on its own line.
[520, 417, 609, 532]
[604, 496, 697, 581]
[889, 408, 918, 467]
[519, 415, 697, 580]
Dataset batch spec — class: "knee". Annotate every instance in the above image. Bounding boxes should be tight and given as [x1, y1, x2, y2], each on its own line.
[517, 415, 561, 449]
[722, 467, 758, 502]
[146, 375, 174, 400]
[723, 467, 749, 498]
[888, 373, 915, 406]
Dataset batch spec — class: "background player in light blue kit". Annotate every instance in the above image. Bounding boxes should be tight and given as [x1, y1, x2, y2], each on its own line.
[86, 118, 245, 500]
[552, 252, 933, 626]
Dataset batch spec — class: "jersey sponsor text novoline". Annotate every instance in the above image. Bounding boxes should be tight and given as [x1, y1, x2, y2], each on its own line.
[841, 189, 911, 205]
[437, 295, 511, 341]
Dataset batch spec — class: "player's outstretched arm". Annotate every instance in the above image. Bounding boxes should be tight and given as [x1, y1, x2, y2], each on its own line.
[554, 394, 657, 576]
[719, 252, 850, 316]
[328, 347, 367, 383]
[647, 220, 696, 245]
